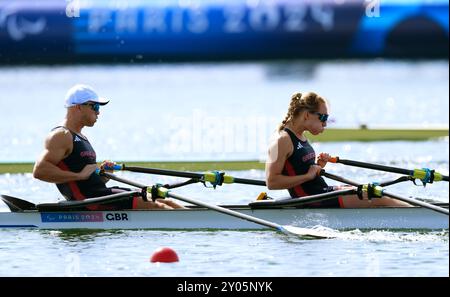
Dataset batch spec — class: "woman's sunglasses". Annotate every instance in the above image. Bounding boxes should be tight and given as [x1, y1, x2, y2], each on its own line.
[312, 112, 329, 123]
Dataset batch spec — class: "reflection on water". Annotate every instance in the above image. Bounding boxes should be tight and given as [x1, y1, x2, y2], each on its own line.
[43, 229, 127, 242]
[264, 61, 318, 81]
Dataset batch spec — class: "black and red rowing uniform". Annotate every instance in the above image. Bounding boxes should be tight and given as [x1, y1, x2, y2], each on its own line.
[282, 128, 343, 208]
[54, 126, 138, 210]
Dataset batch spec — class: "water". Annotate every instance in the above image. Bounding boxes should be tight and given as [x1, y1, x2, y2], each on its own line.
[0, 229, 447, 277]
[0, 60, 448, 162]
[0, 60, 448, 276]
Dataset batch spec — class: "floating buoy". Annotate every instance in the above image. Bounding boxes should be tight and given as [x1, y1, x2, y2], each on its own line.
[150, 247, 179, 263]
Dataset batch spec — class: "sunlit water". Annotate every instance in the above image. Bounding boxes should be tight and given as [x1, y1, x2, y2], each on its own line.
[0, 228, 447, 277]
[0, 60, 448, 276]
[0, 60, 448, 162]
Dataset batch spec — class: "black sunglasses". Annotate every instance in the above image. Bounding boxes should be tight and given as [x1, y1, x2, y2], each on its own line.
[312, 112, 329, 123]
[82, 102, 100, 112]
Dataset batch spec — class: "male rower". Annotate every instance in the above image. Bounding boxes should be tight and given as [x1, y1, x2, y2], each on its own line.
[33, 84, 183, 210]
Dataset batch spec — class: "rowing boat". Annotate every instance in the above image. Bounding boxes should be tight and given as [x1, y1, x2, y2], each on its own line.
[1, 161, 448, 233]
[1, 203, 447, 231]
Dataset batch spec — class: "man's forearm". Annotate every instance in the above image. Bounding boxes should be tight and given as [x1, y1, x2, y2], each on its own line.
[33, 162, 82, 183]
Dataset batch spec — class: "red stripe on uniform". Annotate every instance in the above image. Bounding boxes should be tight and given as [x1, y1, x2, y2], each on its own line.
[338, 196, 344, 208]
[57, 161, 86, 201]
[132, 196, 139, 209]
[284, 160, 308, 197]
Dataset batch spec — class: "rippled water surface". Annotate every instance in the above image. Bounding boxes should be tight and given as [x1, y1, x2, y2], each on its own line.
[0, 60, 448, 162]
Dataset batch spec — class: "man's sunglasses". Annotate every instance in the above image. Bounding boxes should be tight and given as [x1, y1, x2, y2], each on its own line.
[312, 112, 329, 123]
[82, 102, 100, 112]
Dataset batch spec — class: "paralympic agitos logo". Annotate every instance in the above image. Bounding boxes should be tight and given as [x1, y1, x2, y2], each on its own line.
[0, 3, 46, 41]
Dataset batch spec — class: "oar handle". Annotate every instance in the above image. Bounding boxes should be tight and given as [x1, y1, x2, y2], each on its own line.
[329, 157, 339, 163]
[94, 164, 123, 175]
[103, 164, 124, 171]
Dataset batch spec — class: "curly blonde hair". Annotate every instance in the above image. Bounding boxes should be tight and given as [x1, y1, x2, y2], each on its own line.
[278, 92, 327, 132]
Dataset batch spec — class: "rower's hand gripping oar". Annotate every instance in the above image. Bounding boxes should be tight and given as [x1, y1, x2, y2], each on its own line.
[102, 164, 267, 188]
[100, 171, 333, 239]
[321, 170, 449, 216]
[329, 156, 449, 185]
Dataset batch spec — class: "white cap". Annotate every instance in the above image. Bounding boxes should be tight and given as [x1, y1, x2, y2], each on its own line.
[64, 84, 109, 107]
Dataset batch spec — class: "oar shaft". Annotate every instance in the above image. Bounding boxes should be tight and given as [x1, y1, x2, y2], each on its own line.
[102, 172, 329, 237]
[102, 172, 147, 188]
[331, 157, 449, 182]
[167, 192, 280, 230]
[335, 158, 413, 176]
[232, 177, 266, 186]
[103, 171, 282, 230]
[321, 171, 358, 187]
[378, 176, 413, 187]
[383, 191, 449, 215]
[120, 165, 266, 186]
[322, 170, 449, 216]
[290, 189, 356, 206]
[124, 166, 203, 180]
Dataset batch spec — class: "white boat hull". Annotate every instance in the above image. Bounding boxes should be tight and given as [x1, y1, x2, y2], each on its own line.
[0, 206, 448, 230]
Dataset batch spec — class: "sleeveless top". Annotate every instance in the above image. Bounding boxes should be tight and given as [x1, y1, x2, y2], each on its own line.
[282, 128, 329, 197]
[54, 126, 108, 201]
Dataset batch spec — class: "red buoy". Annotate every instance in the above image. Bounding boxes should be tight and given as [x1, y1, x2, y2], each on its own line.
[150, 247, 179, 263]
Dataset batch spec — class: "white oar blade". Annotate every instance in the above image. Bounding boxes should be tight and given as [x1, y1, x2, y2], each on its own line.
[280, 225, 336, 239]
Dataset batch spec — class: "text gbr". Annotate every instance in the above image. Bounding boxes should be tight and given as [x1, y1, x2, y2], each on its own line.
[105, 213, 129, 221]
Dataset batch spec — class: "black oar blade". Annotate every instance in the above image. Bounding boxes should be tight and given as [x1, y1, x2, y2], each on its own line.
[1, 195, 37, 212]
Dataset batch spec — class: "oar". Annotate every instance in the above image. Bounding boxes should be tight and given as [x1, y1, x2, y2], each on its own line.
[329, 156, 449, 183]
[249, 188, 357, 208]
[103, 164, 266, 187]
[101, 172, 333, 239]
[166, 191, 333, 238]
[321, 171, 449, 215]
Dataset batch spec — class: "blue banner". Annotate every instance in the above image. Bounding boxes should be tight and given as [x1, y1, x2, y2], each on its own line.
[0, 0, 448, 63]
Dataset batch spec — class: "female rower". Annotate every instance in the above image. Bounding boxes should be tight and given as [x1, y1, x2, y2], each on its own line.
[265, 92, 410, 208]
